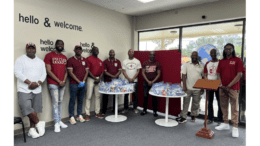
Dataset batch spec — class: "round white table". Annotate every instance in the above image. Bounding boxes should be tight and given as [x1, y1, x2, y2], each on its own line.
[99, 91, 133, 123]
[149, 91, 187, 127]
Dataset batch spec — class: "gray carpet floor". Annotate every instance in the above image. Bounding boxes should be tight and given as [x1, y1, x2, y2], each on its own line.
[14, 109, 246, 146]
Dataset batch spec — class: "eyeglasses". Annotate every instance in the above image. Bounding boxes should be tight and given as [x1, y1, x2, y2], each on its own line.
[224, 48, 233, 51]
[75, 48, 82, 50]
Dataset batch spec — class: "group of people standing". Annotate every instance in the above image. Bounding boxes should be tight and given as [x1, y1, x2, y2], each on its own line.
[15, 40, 244, 139]
[177, 43, 245, 138]
[15, 40, 162, 139]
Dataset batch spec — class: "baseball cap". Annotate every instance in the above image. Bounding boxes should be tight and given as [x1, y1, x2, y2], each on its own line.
[26, 43, 36, 49]
[74, 45, 82, 50]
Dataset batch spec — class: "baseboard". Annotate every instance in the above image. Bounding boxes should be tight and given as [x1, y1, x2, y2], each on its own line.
[14, 104, 125, 136]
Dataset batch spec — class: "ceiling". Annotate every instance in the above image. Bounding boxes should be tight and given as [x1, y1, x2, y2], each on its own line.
[140, 21, 245, 41]
[80, 0, 219, 16]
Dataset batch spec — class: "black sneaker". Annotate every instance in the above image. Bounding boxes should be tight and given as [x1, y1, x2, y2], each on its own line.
[191, 116, 195, 122]
[153, 112, 158, 117]
[207, 120, 213, 124]
[178, 117, 187, 123]
[140, 111, 147, 116]
[176, 117, 182, 122]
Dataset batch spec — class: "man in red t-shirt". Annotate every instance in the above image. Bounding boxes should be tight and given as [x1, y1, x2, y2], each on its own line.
[102, 49, 122, 115]
[215, 43, 244, 138]
[84, 47, 104, 121]
[44, 40, 68, 133]
[140, 51, 161, 117]
[67, 45, 89, 124]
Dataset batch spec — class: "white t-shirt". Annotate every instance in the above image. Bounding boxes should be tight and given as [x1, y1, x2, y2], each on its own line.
[14, 55, 47, 93]
[204, 61, 219, 80]
[122, 58, 142, 82]
[181, 61, 204, 90]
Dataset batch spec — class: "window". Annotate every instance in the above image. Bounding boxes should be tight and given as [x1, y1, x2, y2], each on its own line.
[139, 29, 179, 51]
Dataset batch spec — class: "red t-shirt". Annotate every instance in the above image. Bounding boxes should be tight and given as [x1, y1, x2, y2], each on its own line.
[44, 51, 67, 85]
[216, 56, 244, 90]
[142, 60, 161, 82]
[67, 56, 89, 84]
[86, 55, 104, 77]
[103, 58, 122, 82]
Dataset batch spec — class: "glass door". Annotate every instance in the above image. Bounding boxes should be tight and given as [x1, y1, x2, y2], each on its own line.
[181, 21, 244, 119]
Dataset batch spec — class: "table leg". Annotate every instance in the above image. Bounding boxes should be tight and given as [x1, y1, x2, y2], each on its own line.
[155, 97, 178, 127]
[165, 97, 169, 123]
[105, 94, 127, 122]
[115, 94, 118, 119]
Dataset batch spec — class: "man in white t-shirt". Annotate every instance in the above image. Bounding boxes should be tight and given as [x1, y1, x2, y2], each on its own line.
[14, 43, 46, 138]
[122, 49, 142, 114]
[204, 49, 223, 125]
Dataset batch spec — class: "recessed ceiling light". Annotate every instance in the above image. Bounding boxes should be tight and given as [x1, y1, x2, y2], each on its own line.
[138, 0, 155, 3]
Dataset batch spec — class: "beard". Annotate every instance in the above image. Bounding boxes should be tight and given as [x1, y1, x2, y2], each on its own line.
[109, 55, 115, 58]
[93, 52, 99, 56]
[26, 51, 35, 58]
[56, 46, 64, 52]
[226, 53, 232, 56]
[27, 53, 35, 58]
[192, 58, 198, 62]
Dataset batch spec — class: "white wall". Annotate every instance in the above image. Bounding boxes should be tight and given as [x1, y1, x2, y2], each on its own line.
[133, 0, 246, 50]
[14, 0, 246, 131]
[14, 0, 133, 130]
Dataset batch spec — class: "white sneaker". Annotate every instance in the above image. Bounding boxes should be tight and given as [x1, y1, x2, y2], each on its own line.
[59, 121, 68, 128]
[215, 123, 230, 130]
[76, 115, 85, 123]
[54, 123, 61, 132]
[232, 127, 239, 137]
[28, 128, 40, 138]
[70, 117, 77, 125]
[36, 121, 45, 136]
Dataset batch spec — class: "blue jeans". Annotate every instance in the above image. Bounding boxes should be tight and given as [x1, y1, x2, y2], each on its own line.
[69, 84, 86, 117]
[48, 84, 66, 123]
[207, 88, 223, 122]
